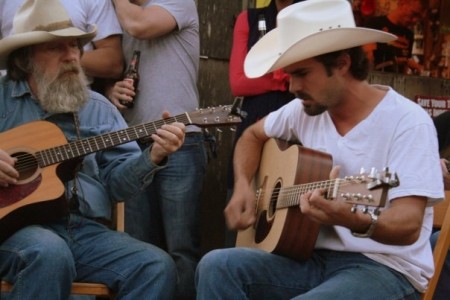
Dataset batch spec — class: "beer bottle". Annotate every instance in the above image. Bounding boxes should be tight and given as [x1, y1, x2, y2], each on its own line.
[258, 14, 266, 39]
[120, 50, 141, 108]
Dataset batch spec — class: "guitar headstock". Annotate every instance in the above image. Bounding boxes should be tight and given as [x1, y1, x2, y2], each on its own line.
[330, 168, 400, 209]
[187, 105, 243, 128]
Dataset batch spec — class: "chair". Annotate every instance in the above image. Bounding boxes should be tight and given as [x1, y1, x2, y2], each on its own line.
[422, 192, 450, 300]
[1, 202, 125, 298]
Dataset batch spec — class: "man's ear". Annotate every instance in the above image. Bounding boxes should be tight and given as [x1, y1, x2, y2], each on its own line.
[336, 53, 351, 73]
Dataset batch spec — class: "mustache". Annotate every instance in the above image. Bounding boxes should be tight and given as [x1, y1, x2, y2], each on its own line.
[58, 64, 80, 76]
[295, 92, 312, 100]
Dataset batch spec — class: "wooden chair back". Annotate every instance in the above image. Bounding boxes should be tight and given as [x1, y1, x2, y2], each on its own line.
[422, 192, 450, 300]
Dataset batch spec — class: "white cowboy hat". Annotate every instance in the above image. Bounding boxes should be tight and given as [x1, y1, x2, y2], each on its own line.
[244, 0, 397, 78]
[0, 0, 97, 69]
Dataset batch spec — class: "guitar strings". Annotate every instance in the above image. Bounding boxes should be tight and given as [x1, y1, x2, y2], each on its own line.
[267, 178, 369, 208]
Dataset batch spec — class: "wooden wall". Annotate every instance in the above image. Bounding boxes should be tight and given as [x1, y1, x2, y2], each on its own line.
[197, 0, 247, 254]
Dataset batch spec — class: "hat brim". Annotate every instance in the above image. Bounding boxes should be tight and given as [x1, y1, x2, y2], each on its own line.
[244, 27, 397, 78]
[0, 25, 97, 69]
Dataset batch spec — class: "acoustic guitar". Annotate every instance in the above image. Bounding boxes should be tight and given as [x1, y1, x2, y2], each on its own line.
[0, 105, 242, 242]
[235, 138, 399, 261]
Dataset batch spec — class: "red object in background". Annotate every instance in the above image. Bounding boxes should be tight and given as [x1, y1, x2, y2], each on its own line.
[361, 0, 376, 16]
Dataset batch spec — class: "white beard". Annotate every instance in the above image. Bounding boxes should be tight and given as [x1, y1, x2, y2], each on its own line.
[33, 62, 89, 113]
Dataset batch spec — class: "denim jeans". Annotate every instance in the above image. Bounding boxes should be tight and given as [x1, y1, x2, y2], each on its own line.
[127, 132, 207, 300]
[0, 214, 176, 299]
[195, 248, 420, 300]
[430, 230, 450, 300]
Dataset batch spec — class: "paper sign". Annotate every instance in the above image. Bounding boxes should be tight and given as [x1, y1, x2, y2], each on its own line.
[415, 95, 450, 117]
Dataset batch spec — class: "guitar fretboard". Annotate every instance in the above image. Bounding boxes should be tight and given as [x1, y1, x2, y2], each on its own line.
[36, 113, 190, 167]
[275, 179, 340, 209]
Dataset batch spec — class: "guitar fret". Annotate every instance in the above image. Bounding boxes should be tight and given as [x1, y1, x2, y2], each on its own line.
[91, 136, 100, 151]
[57, 145, 69, 161]
[136, 124, 149, 137]
[81, 140, 92, 154]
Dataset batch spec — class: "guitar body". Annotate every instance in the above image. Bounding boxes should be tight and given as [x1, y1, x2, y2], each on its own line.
[236, 139, 333, 261]
[0, 121, 68, 242]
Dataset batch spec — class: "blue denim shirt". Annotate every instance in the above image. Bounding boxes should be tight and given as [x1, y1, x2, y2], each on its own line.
[0, 76, 165, 220]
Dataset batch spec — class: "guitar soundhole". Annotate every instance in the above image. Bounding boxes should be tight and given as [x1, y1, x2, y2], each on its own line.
[268, 181, 281, 219]
[12, 152, 39, 182]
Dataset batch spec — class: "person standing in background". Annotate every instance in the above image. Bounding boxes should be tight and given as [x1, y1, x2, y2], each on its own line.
[107, 1, 206, 299]
[225, 0, 301, 246]
[0, 0, 124, 93]
[363, 0, 425, 74]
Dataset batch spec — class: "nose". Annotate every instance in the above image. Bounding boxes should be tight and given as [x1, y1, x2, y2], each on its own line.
[61, 43, 80, 62]
[288, 77, 300, 94]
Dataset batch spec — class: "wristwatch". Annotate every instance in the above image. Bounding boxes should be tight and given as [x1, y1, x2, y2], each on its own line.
[351, 210, 378, 238]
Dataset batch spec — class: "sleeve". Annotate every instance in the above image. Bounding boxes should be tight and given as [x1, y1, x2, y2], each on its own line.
[86, 0, 122, 41]
[229, 11, 289, 96]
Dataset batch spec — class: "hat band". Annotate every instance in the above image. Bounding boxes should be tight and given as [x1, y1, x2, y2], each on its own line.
[34, 20, 73, 32]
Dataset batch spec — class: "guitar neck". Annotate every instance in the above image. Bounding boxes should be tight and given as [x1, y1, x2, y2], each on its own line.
[276, 179, 339, 209]
[36, 113, 191, 168]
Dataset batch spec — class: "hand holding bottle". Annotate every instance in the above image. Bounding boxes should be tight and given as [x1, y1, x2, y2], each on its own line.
[106, 50, 141, 109]
[107, 79, 136, 109]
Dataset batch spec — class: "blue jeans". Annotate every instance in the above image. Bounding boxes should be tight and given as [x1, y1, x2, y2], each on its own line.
[430, 230, 450, 300]
[195, 248, 420, 300]
[127, 132, 207, 300]
[0, 214, 176, 299]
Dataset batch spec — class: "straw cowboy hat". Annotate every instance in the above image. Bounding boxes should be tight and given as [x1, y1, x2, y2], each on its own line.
[0, 0, 97, 69]
[244, 0, 397, 78]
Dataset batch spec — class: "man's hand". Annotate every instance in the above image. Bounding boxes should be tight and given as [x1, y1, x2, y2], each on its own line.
[224, 179, 257, 230]
[0, 150, 19, 187]
[105, 79, 135, 110]
[440, 158, 450, 190]
[148, 112, 185, 165]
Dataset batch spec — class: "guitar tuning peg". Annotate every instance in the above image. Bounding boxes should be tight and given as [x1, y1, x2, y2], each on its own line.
[215, 128, 222, 142]
[369, 167, 377, 178]
[351, 205, 357, 213]
[359, 167, 366, 174]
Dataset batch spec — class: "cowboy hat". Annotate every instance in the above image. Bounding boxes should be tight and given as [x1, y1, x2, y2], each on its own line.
[0, 0, 97, 69]
[244, 0, 397, 78]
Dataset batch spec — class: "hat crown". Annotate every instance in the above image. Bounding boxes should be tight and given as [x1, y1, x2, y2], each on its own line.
[278, 0, 356, 51]
[12, 0, 74, 35]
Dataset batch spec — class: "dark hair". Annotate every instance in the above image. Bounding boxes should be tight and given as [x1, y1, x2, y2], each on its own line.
[6, 46, 32, 81]
[315, 46, 370, 80]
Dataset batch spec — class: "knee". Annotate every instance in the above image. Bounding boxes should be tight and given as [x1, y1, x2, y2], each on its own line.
[196, 249, 231, 281]
[10, 228, 75, 278]
[139, 247, 177, 287]
[30, 234, 74, 272]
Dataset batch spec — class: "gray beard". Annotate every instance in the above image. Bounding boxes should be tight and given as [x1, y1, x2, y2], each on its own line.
[33, 63, 89, 113]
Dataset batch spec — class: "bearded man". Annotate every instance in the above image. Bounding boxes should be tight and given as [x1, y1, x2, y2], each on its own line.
[0, 0, 185, 299]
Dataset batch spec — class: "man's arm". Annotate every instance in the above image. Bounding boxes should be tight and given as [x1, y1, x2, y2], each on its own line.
[112, 0, 177, 40]
[300, 189, 427, 245]
[224, 118, 270, 230]
[82, 35, 124, 79]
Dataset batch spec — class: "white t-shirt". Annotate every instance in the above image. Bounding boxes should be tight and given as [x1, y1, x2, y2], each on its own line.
[264, 85, 444, 292]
